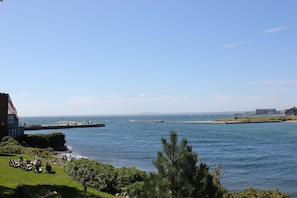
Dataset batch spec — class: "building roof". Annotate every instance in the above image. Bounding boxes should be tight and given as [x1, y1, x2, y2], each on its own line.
[1, 93, 18, 117]
[7, 96, 18, 116]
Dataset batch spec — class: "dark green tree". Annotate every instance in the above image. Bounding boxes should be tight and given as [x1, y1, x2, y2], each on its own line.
[142, 131, 223, 198]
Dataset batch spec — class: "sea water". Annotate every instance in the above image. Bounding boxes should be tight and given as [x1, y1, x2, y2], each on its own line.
[22, 114, 297, 197]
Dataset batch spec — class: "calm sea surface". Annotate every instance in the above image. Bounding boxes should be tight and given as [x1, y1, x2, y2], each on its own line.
[22, 114, 297, 197]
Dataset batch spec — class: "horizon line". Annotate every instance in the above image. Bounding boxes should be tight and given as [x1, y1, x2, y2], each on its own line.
[19, 110, 261, 117]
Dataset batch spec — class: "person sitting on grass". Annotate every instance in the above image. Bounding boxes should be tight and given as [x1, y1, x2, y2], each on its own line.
[34, 164, 42, 173]
[45, 163, 55, 174]
[9, 159, 20, 168]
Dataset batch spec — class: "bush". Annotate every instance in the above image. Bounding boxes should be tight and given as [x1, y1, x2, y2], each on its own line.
[117, 167, 146, 188]
[65, 158, 146, 195]
[65, 158, 119, 194]
[223, 188, 289, 198]
[21, 132, 66, 150]
[0, 136, 24, 154]
[0, 136, 62, 163]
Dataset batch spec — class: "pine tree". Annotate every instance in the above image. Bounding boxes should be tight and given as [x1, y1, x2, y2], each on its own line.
[143, 131, 223, 198]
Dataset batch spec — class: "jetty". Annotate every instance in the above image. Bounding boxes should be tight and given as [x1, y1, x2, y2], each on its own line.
[128, 120, 224, 124]
[129, 120, 165, 123]
[24, 121, 105, 130]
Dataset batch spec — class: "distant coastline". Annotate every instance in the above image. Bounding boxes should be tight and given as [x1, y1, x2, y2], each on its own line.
[128, 115, 297, 124]
[215, 115, 297, 124]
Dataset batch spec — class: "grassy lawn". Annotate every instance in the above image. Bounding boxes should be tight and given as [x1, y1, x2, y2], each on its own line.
[0, 153, 116, 198]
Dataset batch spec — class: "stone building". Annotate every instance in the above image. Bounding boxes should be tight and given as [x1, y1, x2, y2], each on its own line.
[0, 93, 24, 139]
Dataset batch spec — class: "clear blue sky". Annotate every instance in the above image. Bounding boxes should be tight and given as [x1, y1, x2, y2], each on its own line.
[1, 1, 296, 116]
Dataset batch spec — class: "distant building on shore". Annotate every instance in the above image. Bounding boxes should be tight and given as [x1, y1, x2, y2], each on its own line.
[285, 107, 297, 116]
[0, 93, 24, 139]
[255, 109, 277, 115]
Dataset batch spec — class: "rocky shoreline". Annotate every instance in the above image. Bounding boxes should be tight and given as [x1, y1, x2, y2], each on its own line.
[52, 146, 77, 161]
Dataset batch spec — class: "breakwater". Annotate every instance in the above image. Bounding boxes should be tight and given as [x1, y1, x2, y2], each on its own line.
[129, 119, 284, 124]
[24, 121, 105, 130]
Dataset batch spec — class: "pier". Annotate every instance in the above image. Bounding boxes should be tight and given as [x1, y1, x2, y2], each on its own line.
[24, 121, 105, 130]
[129, 120, 165, 123]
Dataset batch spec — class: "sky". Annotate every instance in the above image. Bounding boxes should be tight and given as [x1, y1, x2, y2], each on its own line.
[1, 1, 297, 116]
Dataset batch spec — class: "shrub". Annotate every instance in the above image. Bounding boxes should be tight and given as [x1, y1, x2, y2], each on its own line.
[0, 136, 62, 162]
[223, 188, 289, 198]
[0, 136, 24, 154]
[65, 158, 119, 194]
[65, 158, 147, 195]
[21, 132, 66, 150]
[116, 167, 146, 188]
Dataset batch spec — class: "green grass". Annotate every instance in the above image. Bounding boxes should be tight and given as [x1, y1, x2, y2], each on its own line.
[0, 153, 116, 198]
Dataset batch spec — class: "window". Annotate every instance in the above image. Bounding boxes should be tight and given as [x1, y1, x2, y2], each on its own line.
[9, 129, 16, 137]
[8, 115, 14, 123]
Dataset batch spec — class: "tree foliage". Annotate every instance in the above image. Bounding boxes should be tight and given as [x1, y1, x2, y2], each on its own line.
[117, 167, 145, 189]
[140, 131, 224, 198]
[65, 158, 118, 194]
[0, 136, 23, 154]
[65, 158, 145, 195]
[21, 132, 66, 150]
[224, 188, 289, 198]
[0, 136, 61, 160]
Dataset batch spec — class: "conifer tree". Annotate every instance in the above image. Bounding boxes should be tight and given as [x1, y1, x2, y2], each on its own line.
[143, 131, 223, 198]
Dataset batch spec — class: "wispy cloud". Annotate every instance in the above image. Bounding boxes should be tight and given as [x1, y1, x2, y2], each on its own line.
[262, 26, 286, 34]
[69, 94, 119, 104]
[19, 93, 30, 98]
[212, 94, 268, 102]
[209, 94, 277, 111]
[247, 79, 297, 91]
[65, 93, 285, 115]
[69, 95, 189, 106]
[211, 94, 237, 100]
[223, 26, 286, 49]
[223, 41, 248, 49]
[266, 87, 297, 91]
[248, 79, 297, 85]
[106, 94, 116, 99]
[69, 96, 101, 104]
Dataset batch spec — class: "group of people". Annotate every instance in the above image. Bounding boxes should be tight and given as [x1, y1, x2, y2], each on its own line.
[8, 156, 55, 174]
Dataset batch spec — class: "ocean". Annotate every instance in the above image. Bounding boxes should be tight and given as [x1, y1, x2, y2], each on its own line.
[22, 114, 297, 197]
